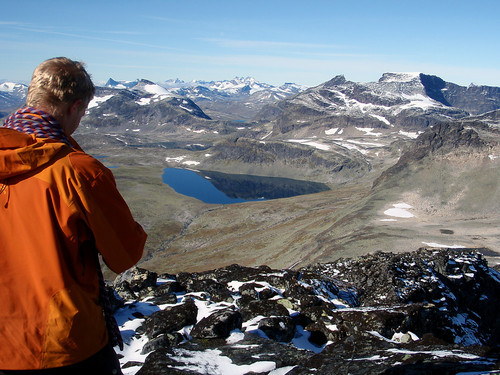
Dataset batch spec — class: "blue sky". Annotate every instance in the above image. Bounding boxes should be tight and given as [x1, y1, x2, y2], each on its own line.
[1, 0, 499, 87]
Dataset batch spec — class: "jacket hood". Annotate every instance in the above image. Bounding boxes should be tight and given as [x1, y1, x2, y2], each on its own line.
[0, 128, 70, 179]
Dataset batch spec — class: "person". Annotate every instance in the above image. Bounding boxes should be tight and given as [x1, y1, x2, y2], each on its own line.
[0, 57, 147, 373]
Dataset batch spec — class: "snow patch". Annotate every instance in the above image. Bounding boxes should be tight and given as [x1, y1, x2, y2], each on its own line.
[325, 128, 339, 135]
[384, 203, 414, 218]
[399, 130, 420, 139]
[368, 115, 390, 126]
[356, 127, 383, 137]
[88, 94, 114, 109]
[422, 242, 466, 249]
[346, 139, 385, 147]
[143, 84, 170, 96]
[166, 156, 186, 163]
[136, 98, 151, 106]
[287, 139, 330, 151]
[400, 94, 440, 110]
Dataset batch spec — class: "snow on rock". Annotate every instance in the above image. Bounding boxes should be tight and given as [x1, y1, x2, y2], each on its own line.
[111, 249, 500, 374]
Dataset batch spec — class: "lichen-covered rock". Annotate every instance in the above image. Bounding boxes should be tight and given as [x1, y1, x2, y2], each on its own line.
[113, 266, 158, 300]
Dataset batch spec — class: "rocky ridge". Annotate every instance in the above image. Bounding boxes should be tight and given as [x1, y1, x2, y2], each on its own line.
[111, 248, 500, 374]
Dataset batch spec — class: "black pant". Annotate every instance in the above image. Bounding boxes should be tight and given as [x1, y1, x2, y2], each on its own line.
[0, 343, 123, 375]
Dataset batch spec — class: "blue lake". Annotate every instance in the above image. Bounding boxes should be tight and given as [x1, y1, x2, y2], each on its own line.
[162, 168, 329, 204]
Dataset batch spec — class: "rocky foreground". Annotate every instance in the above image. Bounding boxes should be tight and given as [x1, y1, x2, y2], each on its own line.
[110, 248, 500, 374]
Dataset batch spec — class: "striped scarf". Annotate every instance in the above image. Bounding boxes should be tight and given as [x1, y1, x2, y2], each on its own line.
[2, 107, 72, 147]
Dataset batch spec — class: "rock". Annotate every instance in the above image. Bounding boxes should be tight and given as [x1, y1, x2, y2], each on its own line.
[148, 281, 184, 305]
[149, 292, 178, 305]
[140, 299, 197, 339]
[136, 348, 195, 375]
[113, 267, 158, 300]
[141, 332, 184, 354]
[177, 275, 233, 303]
[190, 308, 242, 339]
[300, 303, 336, 323]
[304, 321, 339, 345]
[114, 249, 500, 374]
[219, 334, 311, 369]
[276, 298, 294, 310]
[238, 282, 260, 299]
[238, 299, 290, 321]
[258, 316, 296, 343]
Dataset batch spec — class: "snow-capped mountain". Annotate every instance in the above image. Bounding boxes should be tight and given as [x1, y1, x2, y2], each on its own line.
[158, 76, 305, 99]
[0, 81, 28, 112]
[257, 73, 500, 136]
[80, 80, 211, 132]
[105, 78, 141, 90]
[0, 81, 28, 94]
[105, 76, 305, 102]
[102, 77, 306, 122]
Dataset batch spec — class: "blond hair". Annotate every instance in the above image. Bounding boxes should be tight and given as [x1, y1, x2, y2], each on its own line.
[26, 57, 95, 120]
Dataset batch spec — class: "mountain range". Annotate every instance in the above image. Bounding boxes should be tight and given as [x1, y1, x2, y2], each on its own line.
[3, 72, 500, 373]
[2, 72, 500, 271]
[0, 76, 304, 121]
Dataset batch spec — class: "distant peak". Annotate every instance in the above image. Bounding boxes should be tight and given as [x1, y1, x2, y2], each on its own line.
[378, 72, 421, 83]
[325, 75, 347, 86]
[105, 78, 139, 89]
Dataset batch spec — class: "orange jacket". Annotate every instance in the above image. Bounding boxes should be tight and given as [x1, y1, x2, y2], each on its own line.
[0, 128, 147, 370]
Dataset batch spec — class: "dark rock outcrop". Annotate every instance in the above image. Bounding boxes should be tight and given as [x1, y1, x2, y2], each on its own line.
[116, 248, 500, 374]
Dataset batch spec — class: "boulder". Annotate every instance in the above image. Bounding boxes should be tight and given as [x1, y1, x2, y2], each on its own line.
[190, 308, 242, 339]
[139, 299, 197, 339]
